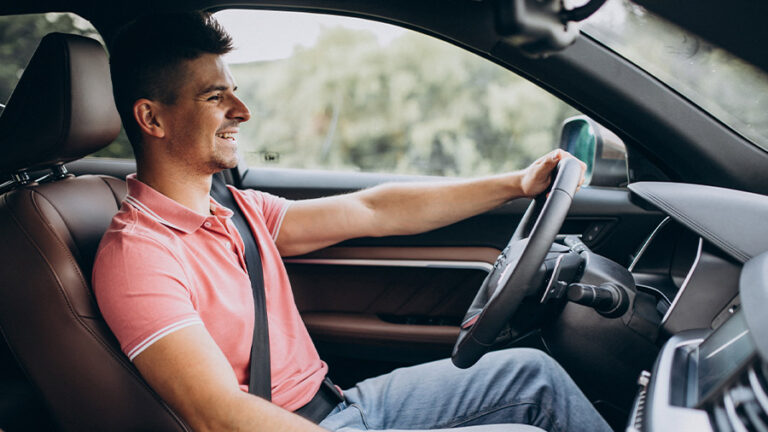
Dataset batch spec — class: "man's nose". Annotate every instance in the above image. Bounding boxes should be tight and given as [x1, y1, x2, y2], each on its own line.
[228, 94, 251, 123]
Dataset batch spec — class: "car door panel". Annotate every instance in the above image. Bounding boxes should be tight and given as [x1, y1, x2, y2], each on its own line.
[287, 246, 497, 359]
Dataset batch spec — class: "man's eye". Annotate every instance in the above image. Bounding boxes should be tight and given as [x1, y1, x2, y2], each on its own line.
[207, 94, 222, 101]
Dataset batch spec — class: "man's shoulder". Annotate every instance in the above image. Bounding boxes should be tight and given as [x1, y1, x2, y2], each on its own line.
[227, 186, 264, 206]
[97, 203, 181, 260]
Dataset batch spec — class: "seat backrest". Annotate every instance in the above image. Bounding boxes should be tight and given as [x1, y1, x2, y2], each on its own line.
[0, 33, 189, 431]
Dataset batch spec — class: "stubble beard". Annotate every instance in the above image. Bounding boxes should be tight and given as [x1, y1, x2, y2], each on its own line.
[208, 144, 240, 173]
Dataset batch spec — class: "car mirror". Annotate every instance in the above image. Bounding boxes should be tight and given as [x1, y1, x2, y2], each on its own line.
[495, 0, 608, 57]
[558, 115, 628, 187]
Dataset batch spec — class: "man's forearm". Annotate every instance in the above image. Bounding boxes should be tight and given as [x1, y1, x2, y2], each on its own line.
[276, 150, 575, 256]
[358, 171, 525, 237]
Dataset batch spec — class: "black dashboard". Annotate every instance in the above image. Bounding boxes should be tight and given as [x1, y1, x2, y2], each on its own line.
[624, 182, 768, 431]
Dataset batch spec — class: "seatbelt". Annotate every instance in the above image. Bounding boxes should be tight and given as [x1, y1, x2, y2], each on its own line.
[210, 173, 271, 401]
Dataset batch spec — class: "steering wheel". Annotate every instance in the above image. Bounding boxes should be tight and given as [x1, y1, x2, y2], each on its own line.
[451, 157, 583, 368]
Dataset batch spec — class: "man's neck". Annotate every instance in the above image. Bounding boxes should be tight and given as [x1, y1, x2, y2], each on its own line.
[136, 165, 213, 216]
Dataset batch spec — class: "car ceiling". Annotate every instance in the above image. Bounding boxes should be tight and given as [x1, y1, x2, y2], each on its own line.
[2, 0, 768, 194]
[4, 0, 766, 74]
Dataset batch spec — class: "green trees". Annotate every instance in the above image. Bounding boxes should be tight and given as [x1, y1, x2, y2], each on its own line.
[231, 27, 577, 177]
[0, 13, 100, 104]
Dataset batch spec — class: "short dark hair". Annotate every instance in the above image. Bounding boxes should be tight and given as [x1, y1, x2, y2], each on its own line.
[109, 11, 233, 153]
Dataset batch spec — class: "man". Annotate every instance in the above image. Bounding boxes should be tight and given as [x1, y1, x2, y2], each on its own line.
[93, 11, 612, 432]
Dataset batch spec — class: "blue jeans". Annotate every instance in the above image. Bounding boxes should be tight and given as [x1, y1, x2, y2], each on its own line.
[318, 348, 612, 432]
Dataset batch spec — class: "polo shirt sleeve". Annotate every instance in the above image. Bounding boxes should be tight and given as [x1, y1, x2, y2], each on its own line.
[93, 232, 202, 361]
[261, 192, 292, 239]
[232, 188, 293, 240]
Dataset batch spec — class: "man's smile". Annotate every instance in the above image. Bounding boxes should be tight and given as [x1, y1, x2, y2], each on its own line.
[215, 131, 238, 141]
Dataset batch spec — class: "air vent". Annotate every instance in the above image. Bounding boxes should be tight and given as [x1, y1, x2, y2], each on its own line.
[708, 360, 768, 432]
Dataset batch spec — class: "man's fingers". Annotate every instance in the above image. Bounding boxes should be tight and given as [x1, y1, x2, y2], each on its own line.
[548, 149, 587, 192]
[548, 149, 564, 165]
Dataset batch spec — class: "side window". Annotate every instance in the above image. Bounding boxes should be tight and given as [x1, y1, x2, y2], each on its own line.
[0, 13, 133, 159]
[217, 10, 581, 177]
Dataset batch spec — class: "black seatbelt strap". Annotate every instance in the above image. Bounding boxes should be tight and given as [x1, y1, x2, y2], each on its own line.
[210, 173, 271, 401]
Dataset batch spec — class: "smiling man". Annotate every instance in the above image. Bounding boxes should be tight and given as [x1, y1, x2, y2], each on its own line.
[93, 11, 611, 432]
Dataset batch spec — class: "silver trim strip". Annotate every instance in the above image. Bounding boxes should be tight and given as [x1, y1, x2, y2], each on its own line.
[629, 216, 671, 272]
[662, 237, 703, 325]
[283, 258, 493, 273]
[540, 254, 567, 303]
[636, 284, 673, 305]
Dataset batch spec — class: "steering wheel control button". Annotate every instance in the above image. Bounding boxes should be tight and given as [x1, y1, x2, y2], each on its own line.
[564, 235, 590, 254]
[541, 281, 568, 303]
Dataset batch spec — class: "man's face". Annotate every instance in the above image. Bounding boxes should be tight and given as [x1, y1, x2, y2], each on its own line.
[158, 53, 250, 174]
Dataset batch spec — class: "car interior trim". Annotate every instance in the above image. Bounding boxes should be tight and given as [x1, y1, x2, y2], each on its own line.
[629, 182, 768, 262]
[540, 253, 567, 303]
[291, 246, 501, 265]
[635, 284, 672, 306]
[643, 330, 711, 432]
[662, 237, 703, 325]
[283, 258, 493, 273]
[628, 216, 671, 272]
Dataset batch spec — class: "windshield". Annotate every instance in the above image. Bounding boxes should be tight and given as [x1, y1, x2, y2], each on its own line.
[582, 0, 768, 152]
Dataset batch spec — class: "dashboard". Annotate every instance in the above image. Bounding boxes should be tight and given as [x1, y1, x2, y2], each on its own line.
[623, 182, 768, 431]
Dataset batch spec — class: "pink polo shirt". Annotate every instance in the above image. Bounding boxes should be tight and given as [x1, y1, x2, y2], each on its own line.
[92, 174, 327, 411]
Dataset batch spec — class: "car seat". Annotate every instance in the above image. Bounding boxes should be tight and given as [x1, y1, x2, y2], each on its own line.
[0, 32, 190, 431]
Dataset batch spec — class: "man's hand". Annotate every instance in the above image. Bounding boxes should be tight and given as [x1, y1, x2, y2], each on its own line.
[519, 149, 587, 197]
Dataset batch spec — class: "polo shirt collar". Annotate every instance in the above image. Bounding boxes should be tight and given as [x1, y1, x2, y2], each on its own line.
[124, 174, 233, 234]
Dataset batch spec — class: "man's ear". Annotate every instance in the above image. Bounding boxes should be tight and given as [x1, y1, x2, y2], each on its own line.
[133, 99, 165, 139]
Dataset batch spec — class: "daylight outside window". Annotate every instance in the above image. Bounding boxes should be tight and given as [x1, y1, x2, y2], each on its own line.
[216, 10, 581, 177]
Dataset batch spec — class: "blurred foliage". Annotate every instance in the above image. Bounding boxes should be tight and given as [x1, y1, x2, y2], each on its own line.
[6, 5, 766, 176]
[0, 13, 133, 160]
[0, 13, 100, 103]
[231, 28, 577, 176]
[91, 129, 134, 159]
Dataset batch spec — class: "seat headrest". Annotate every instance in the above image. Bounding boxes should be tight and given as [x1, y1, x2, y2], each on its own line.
[0, 33, 121, 174]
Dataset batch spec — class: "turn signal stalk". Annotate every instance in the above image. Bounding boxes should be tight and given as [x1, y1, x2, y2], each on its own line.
[566, 282, 629, 318]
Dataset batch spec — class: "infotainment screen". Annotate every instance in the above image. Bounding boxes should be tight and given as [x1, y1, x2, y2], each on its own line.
[693, 310, 757, 405]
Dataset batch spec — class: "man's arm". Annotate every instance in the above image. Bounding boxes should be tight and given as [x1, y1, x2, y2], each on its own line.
[133, 325, 324, 432]
[276, 150, 585, 257]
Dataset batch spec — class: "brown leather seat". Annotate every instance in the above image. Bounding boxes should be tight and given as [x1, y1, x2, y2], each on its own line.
[0, 33, 189, 431]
